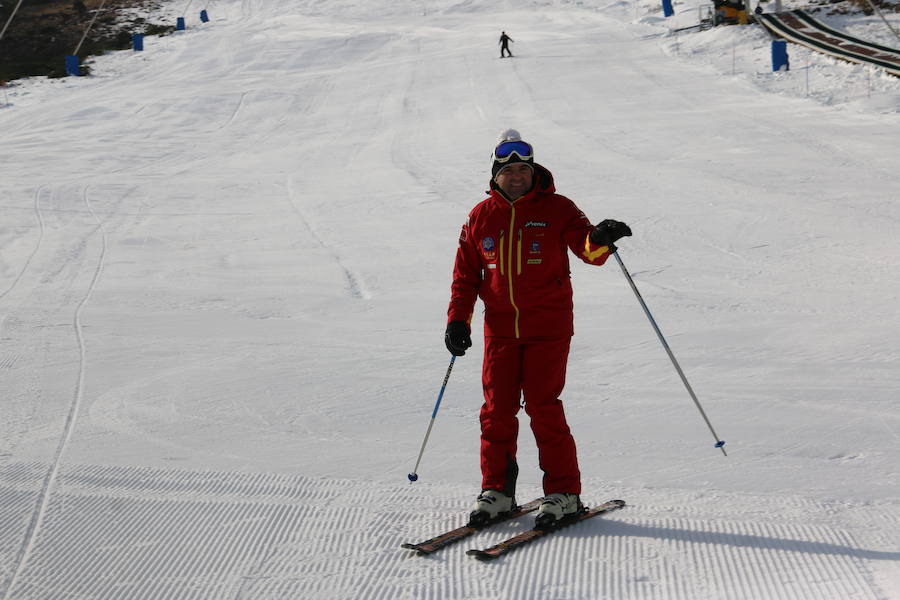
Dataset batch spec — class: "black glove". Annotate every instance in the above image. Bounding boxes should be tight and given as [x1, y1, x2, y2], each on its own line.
[445, 321, 472, 356]
[589, 219, 632, 251]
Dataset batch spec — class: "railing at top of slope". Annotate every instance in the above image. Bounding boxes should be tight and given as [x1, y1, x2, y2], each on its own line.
[758, 10, 900, 77]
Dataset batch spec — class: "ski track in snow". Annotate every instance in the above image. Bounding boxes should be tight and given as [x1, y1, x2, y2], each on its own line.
[285, 175, 372, 301]
[0, 186, 46, 344]
[0, 465, 896, 599]
[0, 187, 46, 300]
[1, 186, 109, 600]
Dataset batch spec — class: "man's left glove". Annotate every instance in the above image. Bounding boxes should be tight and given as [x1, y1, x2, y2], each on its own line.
[589, 219, 632, 252]
[445, 321, 472, 356]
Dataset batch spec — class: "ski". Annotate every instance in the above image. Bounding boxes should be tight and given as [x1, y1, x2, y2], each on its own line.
[466, 499, 626, 560]
[401, 498, 543, 555]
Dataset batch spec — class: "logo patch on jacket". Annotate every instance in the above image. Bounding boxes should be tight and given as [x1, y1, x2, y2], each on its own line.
[482, 237, 496, 260]
[530, 241, 541, 254]
[525, 221, 548, 228]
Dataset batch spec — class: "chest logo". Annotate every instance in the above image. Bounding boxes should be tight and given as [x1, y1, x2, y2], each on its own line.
[482, 237, 497, 260]
[525, 221, 548, 228]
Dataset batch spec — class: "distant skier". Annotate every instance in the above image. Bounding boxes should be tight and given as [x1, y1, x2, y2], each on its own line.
[444, 128, 632, 529]
[499, 31, 514, 58]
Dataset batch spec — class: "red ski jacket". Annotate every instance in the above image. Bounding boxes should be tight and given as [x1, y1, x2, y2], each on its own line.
[448, 164, 613, 340]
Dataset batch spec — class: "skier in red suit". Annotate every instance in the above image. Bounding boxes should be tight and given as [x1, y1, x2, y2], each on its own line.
[445, 129, 631, 528]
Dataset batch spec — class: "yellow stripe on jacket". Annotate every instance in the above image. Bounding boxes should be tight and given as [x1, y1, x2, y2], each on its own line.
[582, 234, 611, 262]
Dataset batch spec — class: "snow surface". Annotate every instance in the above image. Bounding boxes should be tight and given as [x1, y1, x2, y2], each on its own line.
[1, 0, 899, 598]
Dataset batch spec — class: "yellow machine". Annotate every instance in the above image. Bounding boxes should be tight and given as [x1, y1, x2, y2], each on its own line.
[714, 0, 749, 25]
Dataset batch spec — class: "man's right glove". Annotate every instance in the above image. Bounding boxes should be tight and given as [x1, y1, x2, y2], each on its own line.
[589, 219, 632, 252]
[445, 321, 472, 356]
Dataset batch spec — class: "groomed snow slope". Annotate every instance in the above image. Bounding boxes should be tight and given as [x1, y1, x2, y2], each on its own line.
[1, 0, 898, 598]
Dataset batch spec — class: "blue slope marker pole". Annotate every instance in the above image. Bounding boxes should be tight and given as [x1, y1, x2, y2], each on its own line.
[408, 355, 456, 482]
[65, 55, 80, 76]
[662, 0, 675, 18]
[613, 251, 727, 456]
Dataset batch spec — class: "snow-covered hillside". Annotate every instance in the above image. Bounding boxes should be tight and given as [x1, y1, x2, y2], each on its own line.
[1, 0, 898, 598]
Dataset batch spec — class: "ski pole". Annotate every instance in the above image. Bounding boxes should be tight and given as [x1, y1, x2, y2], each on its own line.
[613, 251, 727, 456]
[408, 355, 457, 482]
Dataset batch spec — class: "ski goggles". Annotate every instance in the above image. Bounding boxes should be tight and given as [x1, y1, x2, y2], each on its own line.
[492, 140, 533, 163]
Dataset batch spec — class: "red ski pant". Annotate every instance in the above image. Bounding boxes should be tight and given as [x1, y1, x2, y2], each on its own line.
[480, 336, 581, 496]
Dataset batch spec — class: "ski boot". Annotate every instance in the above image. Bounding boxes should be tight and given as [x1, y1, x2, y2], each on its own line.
[535, 493, 583, 529]
[468, 490, 514, 527]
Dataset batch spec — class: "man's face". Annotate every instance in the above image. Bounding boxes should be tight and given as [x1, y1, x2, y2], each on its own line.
[495, 163, 533, 200]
